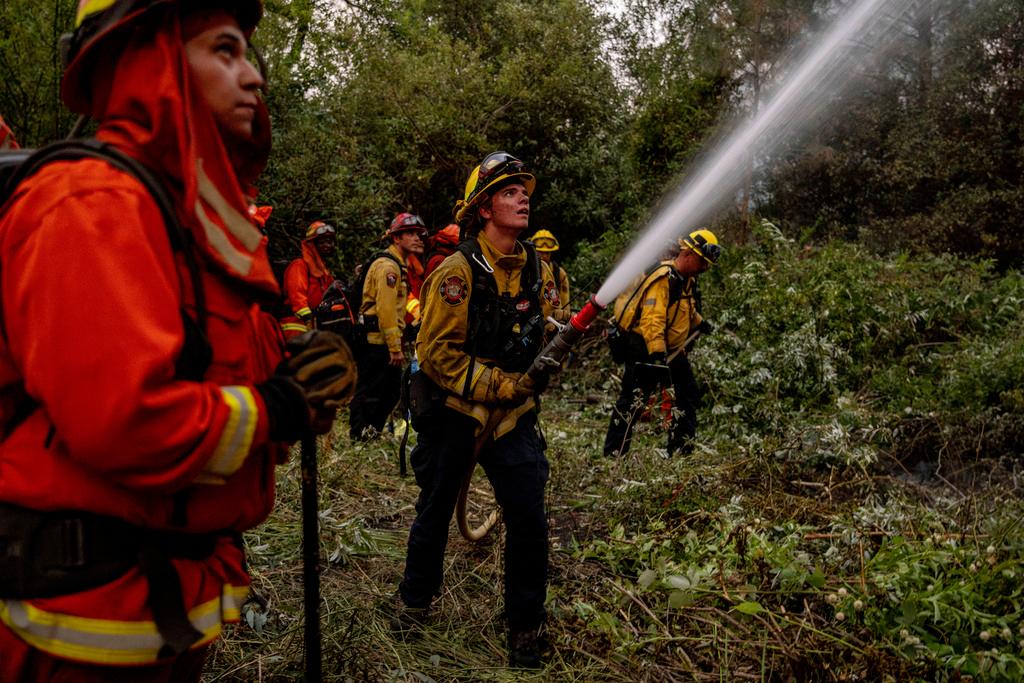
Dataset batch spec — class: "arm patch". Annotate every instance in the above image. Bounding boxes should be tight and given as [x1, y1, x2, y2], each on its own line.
[439, 275, 468, 305]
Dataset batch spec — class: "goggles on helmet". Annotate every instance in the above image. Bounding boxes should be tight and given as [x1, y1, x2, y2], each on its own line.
[455, 151, 536, 223]
[683, 232, 722, 265]
[476, 152, 529, 187]
[306, 221, 336, 239]
[391, 214, 426, 232]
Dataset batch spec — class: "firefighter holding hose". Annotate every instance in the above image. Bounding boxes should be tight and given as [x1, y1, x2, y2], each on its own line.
[393, 152, 561, 668]
[603, 229, 721, 457]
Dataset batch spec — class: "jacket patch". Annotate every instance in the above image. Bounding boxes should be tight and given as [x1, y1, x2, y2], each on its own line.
[516, 298, 531, 312]
[386, 272, 398, 288]
[439, 275, 468, 305]
[543, 281, 560, 307]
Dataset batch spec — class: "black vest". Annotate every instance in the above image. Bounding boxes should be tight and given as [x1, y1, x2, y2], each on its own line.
[457, 239, 544, 376]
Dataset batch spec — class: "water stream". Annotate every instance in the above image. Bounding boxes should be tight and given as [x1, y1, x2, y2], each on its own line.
[595, 0, 930, 306]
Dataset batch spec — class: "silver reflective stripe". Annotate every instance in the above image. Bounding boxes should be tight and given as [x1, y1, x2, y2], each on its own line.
[195, 198, 253, 275]
[6, 601, 163, 651]
[196, 160, 263, 251]
[3, 598, 222, 655]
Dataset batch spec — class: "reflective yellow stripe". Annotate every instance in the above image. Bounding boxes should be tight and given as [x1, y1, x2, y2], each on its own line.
[406, 298, 420, 314]
[281, 322, 309, 333]
[0, 584, 248, 665]
[75, 0, 118, 27]
[296, 307, 312, 319]
[456, 363, 489, 396]
[204, 387, 257, 478]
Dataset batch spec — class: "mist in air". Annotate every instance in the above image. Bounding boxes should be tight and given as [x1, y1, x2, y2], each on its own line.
[595, 0, 933, 306]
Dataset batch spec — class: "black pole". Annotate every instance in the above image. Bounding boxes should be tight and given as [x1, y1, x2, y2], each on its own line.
[300, 436, 321, 682]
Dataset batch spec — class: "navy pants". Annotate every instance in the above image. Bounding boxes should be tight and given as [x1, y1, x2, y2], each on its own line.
[349, 343, 402, 439]
[603, 354, 700, 456]
[399, 408, 549, 631]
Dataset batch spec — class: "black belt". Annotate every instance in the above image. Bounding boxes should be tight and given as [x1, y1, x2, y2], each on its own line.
[0, 502, 228, 657]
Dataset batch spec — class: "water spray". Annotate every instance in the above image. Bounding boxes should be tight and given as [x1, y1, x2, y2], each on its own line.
[596, 0, 927, 305]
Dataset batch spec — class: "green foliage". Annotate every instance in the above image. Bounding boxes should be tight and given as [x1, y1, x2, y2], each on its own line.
[762, 0, 1024, 264]
[686, 221, 1024, 466]
[562, 236, 1024, 679]
[0, 0, 77, 145]
[254, 0, 627, 270]
[850, 522, 1024, 680]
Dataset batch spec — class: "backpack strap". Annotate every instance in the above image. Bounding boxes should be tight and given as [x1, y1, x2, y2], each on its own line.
[615, 264, 673, 332]
[522, 241, 542, 307]
[4, 140, 206, 337]
[455, 239, 493, 400]
[1, 140, 211, 437]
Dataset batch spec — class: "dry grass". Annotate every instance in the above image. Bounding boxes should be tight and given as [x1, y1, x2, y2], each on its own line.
[202, 358, 1023, 682]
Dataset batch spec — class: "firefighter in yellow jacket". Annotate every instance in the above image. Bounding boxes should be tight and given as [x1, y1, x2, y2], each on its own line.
[394, 152, 560, 669]
[530, 228, 571, 322]
[603, 229, 721, 456]
[349, 213, 426, 439]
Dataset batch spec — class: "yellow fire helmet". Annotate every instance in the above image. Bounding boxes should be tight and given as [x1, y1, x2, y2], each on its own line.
[679, 228, 722, 265]
[453, 151, 536, 223]
[531, 229, 559, 252]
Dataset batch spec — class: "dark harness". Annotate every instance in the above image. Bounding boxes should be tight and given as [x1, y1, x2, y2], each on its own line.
[458, 239, 544, 399]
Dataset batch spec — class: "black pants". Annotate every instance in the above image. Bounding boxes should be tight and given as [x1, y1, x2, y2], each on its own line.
[349, 343, 402, 439]
[399, 409, 549, 631]
[603, 354, 700, 456]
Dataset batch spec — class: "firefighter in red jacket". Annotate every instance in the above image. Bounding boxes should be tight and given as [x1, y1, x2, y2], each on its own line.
[280, 220, 337, 339]
[424, 223, 461, 278]
[0, 2, 354, 679]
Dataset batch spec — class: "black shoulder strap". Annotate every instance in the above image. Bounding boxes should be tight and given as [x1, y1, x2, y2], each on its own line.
[522, 241, 542, 305]
[367, 249, 406, 284]
[4, 140, 206, 335]
[455, 240, 492, 400]
[1, 140, 210, 437]
[378, 250, 403, 269]
[616, 264, 672, 331]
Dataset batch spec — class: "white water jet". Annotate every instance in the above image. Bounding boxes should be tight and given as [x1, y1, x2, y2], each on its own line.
[595, 0, 929, 306]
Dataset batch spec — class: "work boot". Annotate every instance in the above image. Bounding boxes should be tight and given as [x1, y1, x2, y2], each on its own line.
[386, 592, 430, 640]
[507, 626, 545, 669]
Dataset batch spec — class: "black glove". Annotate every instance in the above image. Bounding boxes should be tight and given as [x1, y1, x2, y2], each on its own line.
[648, 351, 667, 365]
[285, 330, 357, 407]
[257, 331, 358, 441]
[256, 374, 312, 442]
[697, 320, 714, 336]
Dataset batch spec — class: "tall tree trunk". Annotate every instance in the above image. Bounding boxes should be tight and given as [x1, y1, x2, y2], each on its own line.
[739, 0, 765, 245]
[914, 3, 933, 108]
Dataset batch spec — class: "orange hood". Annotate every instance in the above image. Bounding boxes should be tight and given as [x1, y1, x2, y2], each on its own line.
[70, 6, 277, 298]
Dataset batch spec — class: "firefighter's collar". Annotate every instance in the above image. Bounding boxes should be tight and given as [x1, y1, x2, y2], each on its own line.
[386, 242, 408, 265]
[477, 233, 527, 272]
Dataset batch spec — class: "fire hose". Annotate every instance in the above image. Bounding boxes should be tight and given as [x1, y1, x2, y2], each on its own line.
[455, 297, 605, 541]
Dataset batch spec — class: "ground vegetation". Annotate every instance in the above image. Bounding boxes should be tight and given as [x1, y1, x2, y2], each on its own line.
[206, 234, 1024, 681]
